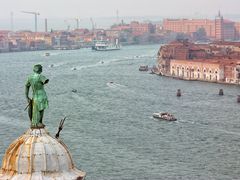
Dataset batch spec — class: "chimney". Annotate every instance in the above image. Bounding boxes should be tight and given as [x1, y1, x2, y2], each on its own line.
[45, 18, 48, 32]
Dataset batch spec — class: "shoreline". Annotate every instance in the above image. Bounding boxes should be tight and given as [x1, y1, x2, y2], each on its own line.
[153, 71, 240, 86]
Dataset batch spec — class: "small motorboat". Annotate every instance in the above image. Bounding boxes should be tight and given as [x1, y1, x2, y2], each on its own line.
[45, 52, 50, 56]
[72, 89, 77, 93]
[139, 65, 148, 71]
[153, 112, 177, 121]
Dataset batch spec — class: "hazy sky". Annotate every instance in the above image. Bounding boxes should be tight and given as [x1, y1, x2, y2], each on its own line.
[1, 0, 240, 19]
[1, 0, 240, 31]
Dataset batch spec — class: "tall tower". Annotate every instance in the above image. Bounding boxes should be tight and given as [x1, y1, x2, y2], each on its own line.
[215, 10, 224, 40]
[116, 9, 119, 24]
[45, 18, 48, 32]
[10, 12, 14, 32]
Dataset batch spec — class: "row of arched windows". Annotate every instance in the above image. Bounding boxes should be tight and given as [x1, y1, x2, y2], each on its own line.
[171, 65, 219, 81]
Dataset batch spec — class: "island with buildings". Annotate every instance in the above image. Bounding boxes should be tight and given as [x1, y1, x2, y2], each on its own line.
[157, 40, 240, 85]
[0, 20, 158, 52]
[1, 12, 240, 53]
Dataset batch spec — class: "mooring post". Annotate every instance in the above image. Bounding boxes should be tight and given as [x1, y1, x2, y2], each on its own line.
[237, 95, 240, 103]
[219, 89, 224, 96]
[177, 89, 181, 97]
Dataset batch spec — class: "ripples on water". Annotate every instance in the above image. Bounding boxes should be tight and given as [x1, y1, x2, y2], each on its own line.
[0, 45, 240, 179]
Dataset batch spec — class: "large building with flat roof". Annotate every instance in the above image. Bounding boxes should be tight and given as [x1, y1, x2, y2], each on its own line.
[162, 12, 240, 41]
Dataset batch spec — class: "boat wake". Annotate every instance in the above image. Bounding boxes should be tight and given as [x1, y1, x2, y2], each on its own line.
[106, 82, 126, 88]
[177, 120, 240, 136]
[41, 52, 61, 57]
[48, 62, 69, 68]
[71, 93, 86, 102]
[106, 82, 137, 96]
[108, 58, 135, 64]
[133, 53, 156, 59]
[71, 61, 106, 70]
[177, 119, 195, 124]
[215, 128, 240, 136]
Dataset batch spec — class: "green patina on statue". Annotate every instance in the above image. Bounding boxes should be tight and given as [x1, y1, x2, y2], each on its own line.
[25, 64, 49, 128]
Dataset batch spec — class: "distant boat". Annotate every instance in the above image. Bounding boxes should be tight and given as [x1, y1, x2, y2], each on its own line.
[153, 112, 177, 121]
[72, 89, 77, 93]
[45, 52, 50, 56]
[139, 65, 148, 71]
[92, 39, 121, 51]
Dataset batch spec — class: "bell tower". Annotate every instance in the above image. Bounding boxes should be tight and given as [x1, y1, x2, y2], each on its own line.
[215, 10, 224, 40]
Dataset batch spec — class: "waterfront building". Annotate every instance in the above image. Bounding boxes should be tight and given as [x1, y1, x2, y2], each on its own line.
[111, 24, 131, 31]
[112, 21, 156, 37]
[0, 31, 11, 38]
[0, 36, 9, 52]
[52, 34, 72, 49]
[170, 59, 224, 81]
[157, 40, 240, 84]
[105, 29, 120, 39]
[163, 12, 240, 41]
[130, 21, 155, 36]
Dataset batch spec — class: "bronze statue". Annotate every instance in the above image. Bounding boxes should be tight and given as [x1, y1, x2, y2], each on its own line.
[25, 64, 49, 128]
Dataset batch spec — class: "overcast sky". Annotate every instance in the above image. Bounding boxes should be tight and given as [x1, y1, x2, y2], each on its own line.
[1, 0, 240, 31]
[1, 0, 240, 19]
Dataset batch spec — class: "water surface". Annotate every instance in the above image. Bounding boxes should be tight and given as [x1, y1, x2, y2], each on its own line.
[0, 45, 240, 179]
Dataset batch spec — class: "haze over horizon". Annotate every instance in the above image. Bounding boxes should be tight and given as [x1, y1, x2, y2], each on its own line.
[1, 0, 240, 31]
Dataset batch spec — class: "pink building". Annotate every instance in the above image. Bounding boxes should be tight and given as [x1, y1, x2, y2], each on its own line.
[163, 12, 239, 40]
[130, 21, 155, 36]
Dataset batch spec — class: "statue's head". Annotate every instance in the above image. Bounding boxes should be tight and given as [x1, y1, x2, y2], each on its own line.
[33, 64, 42, 74]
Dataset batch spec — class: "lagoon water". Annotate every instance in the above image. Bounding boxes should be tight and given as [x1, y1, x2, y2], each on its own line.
[0, 45, 240, 179]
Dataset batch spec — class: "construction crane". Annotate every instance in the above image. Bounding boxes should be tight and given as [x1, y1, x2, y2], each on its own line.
[22, 11, 40, 32]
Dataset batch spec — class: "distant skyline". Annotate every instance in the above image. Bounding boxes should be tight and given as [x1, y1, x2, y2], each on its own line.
[1, 0, 240, 31]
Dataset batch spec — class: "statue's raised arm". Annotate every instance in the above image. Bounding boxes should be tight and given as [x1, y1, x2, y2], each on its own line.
[25, 64, 49, 128]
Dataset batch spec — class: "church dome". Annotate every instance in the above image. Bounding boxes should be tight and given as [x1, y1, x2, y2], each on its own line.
[0, 128, 86, 180]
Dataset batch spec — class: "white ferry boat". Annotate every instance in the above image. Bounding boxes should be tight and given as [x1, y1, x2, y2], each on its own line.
[92, 39, 121, 51]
